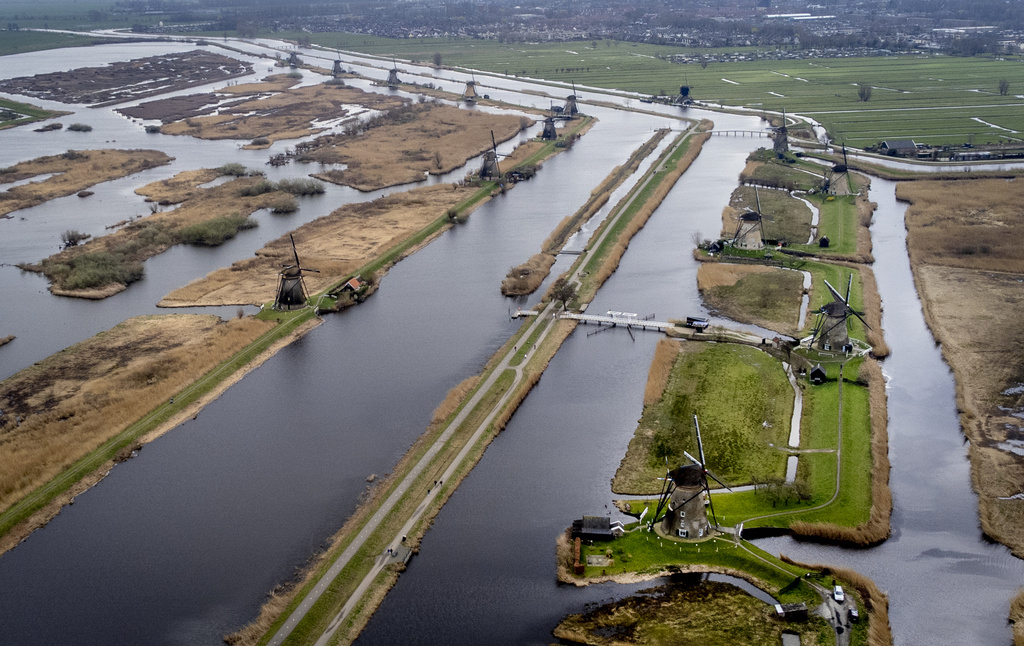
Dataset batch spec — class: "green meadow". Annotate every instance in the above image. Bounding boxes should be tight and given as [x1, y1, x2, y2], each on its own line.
[316, 33, 1024, 147]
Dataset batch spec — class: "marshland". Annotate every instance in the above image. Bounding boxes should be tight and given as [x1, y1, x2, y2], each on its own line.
[0, 34, 1022, 646]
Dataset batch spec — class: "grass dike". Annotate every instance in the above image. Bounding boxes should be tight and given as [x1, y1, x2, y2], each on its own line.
[501, 126, 668, 296]
[229, 119, 711, 646]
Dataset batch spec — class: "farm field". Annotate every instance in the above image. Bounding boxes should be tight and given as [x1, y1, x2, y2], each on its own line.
[317, 33, 1024, 147]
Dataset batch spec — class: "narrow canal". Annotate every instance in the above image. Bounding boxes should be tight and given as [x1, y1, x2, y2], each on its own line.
[0, 39, 1021, 646]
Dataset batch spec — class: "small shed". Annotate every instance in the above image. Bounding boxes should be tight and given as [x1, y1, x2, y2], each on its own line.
[774, 602, 809, 621]
[571, 516, 618, 541]
[340, 276, 364, 293]
[818, 235, 830, 248]
[809, 363, 827, 385]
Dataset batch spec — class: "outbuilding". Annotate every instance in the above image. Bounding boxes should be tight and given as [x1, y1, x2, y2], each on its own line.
[809, 363, 827, 385]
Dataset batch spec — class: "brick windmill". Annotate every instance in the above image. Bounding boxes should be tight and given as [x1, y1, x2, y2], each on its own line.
[652, 416, 733, 538]
[274, 234, 319, 310]
[387, 57, 401, 87]
[809, 274, 870, 352]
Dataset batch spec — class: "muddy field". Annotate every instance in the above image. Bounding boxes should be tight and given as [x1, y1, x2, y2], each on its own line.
[0, 50, 252, 107]
[160, 183, 480, 307]
[0, 314, 274, 517]
[900, 178, 1024, 557]
[117, 75, 305, 123]
[0, 149, 173, 219]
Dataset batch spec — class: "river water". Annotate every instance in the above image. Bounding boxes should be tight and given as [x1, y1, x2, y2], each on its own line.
[0, 38, 1020, 645]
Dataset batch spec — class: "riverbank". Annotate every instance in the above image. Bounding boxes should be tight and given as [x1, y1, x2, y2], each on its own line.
[502, 126, 670, 296]
[0, 314, 332, 557]
[898, 178, 1024, 557]
[0, 149, 172, 219]
[230, 122, 711, 646]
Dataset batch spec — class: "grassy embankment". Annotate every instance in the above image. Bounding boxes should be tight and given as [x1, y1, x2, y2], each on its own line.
[782, 556, 892, 646]
[560, 529, 882, 645]
[501, 126, 670, 295]
[612, 342, 794, 494]
[0, 148, 172, 219]
[315, 33, 1024, 147]
[0, 97, 69, 130]
[0, 30, 114, 56]
[231, 119, 709, 646]
[897, 178, 1024, 559]
[573, 123, 711, 303]
[613, 339, 881, 536]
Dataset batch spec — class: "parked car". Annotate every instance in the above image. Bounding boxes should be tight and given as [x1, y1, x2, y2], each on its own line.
[849, 607, 860, 622]
[833, 585, 845, 602]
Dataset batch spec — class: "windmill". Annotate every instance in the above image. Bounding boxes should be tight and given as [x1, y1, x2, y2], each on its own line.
[540, 101, 573, 140]
[773, 109, 790, 156]
[730, 186, 772, 250]
[675, 76, 693, 106]
[288, 51, 300, 69]
[332, 58, 343, 77]
[820, 144, 849, 194]
[808, 274, 870, 351]
[387, 57, 401, 87]
[562, 81, 579, 118]
[479, 130, 506, 180]
[462, 74, 478, 103]
[274, 234, 319, 311]
[652, 415, 733, 538]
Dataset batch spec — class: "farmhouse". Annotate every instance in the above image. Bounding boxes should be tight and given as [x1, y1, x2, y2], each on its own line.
[879, 139, 918, 156]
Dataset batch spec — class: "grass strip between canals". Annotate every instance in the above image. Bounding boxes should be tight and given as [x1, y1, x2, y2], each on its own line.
[264, 369, 518, 645]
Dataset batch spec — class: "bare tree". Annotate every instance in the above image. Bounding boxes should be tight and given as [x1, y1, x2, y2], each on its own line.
[550, 277, 577, 310]
[433, 52, 442, 68]
[858, 84, 872, 102]
[999, 79, 1010, 96]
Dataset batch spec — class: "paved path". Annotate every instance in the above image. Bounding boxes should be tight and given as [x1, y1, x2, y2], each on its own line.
[268, 124, 703, 646]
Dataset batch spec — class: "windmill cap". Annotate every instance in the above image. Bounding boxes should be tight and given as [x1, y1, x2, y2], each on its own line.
[669, 464, 704, 487]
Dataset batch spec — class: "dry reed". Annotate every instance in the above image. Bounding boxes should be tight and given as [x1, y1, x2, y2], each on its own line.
[0, 149, 172, 218]
[431, 375, 481, 424]
[696, 263, 774, 291]
[789, 358, 891, 547]
[858, 264, 889, 358]
[898, 178, 1024, 274]
[0, 315, 273, 516]
[780, 555, 892, 646]
[500, 253, 557, 296]
[644, 339, 680, 406]
[1011, 588, 1024, 646]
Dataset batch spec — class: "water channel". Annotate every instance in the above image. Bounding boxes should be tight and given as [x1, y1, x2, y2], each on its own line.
[0, 38, 1021, 645]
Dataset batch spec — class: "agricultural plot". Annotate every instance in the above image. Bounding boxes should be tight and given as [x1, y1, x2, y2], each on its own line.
[325, 33, 1024, 146]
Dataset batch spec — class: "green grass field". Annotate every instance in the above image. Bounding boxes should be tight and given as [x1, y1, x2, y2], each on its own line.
[309, 33, 1024, 147]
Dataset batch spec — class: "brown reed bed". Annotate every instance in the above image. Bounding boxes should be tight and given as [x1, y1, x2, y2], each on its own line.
[431, 375, 481, 424]
[1011, 588, 1024, 646]
[644, 338, 681, 406]
[0, 315, 273, 519]
[789, 358, 891, 547]
[500, 252, 557, 296]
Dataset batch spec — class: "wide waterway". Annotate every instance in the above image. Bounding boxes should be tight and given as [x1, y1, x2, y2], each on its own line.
[0, 38, 1021, 645]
